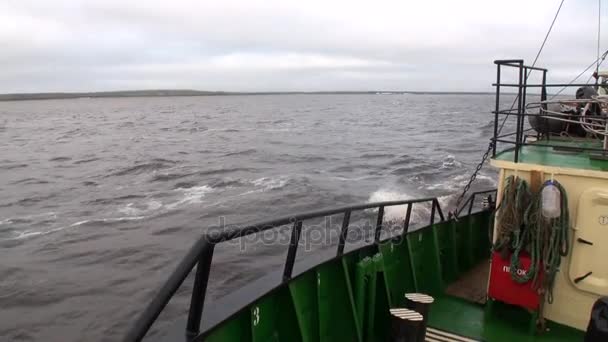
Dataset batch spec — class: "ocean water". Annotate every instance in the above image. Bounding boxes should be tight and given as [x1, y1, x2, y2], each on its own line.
[0, 94, 498, 341]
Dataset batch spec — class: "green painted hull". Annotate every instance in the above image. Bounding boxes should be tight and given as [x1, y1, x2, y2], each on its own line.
[176, 211, 583, 342]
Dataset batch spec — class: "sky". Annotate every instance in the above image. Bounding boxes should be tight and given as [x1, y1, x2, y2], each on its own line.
[1, 0, 607, 93]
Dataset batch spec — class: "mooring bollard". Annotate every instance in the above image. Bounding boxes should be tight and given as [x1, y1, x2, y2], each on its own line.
[404, 293, 435, 342]
[389, 308, 423, 342]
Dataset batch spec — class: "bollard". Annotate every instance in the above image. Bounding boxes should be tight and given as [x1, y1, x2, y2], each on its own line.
[389, 308, 423, 342]
[404, 293, 435, 342]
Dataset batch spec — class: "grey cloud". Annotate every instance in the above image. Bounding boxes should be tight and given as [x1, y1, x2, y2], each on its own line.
[1, 0, 606, 93]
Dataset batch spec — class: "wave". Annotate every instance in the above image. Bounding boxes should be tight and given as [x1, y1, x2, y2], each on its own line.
[10, 178, 51, 185]
[87, 194, 146, 205]
[331, 175, 379, 182]
[108, 158, 178, 177]
[173, 181, 199, 189]
[3, 193, 58, 207]
[440, 154, 462, 169]
[223, 149, 257, 157]
[0, 212, 57, 226]
[367, 189, 453, 225]
[0, 163, 28, 170]
[388, 154, 429, 167]
[73, 157, 100, 165]
[367, 189, 415, 222]
[118, 200, 163, 216]
[166, 185, 214, 209]
[361, 153, 396, 159]
[196, 167, 257, 176]
[149, 171, 194, 182]
[424, 172, 497, 192]
[2, 215, 146, 241]
[250, 176, 289, 191]
[208, 178, 247, 189]
[49, 157, 72, 162]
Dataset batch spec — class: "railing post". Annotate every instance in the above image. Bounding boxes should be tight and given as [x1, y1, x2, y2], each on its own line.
[430, 200, 436, 225]
[374, 206, 385, 243]
[514, 61, 524, 163]
[468, 194, 476, 216]
[186, 242, 215, 339]
[403, 203, 413, 233]
[434, 199, 445, 222]
[493, 64, 501, 156]
[337, 210, 351, 256]
[541, 70, 549, 141]
[520, 67, 528, 146]
[283, 220, 303, 281]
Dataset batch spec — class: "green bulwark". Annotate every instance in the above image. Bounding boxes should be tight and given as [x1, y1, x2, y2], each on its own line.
[203, 211, 584, 342]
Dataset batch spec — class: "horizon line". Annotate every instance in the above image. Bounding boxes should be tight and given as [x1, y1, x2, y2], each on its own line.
[0, 89, 498, 102]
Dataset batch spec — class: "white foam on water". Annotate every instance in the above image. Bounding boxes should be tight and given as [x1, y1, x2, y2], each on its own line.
[69, 216, 147, 227]
[118, 200, 163, 216]
[475, 173, 498, 186]
[368, 189, 455, 225]
[425, 172, 496, 192]
[440, 154, 462, 169]
[0, 212, 57, 225]
[166, 185, 214, 210]
[367, 189, 416, 222]
[5, 215, 147, 241]
[250, 176, 288, 191]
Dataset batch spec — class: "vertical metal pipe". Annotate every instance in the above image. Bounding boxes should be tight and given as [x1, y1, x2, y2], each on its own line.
[374, 206, 385, 243]
[520, 67, 528, 147]
[186, 242, 216, 339]
[403, 203, 412, 233]
[541, 70, 549, 141]
[430, 201, 436, 225]
[468, 194, 476, 216]
[514, 62, 524, 163]
[337, 210, 351, 256]
[283, 220, 303, 281]
[493, 64, 501, 156]
[434, 199, 445, 222]
[536, 70, 549, 141]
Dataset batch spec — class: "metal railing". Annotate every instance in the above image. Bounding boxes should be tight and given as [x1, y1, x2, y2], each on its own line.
[122, 190, 494, 342]
[454, 189, 497, 217]
[492, 59, 607, 162]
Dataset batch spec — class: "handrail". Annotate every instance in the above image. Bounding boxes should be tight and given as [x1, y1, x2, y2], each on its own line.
[455, 189, 497, 218]
[123, 191, 491, 342]
[490, 58, 608, 163]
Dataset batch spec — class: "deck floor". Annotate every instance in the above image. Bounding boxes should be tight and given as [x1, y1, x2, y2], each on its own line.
[445, 260, 490, 304]
[494, 138, 608, 171]
[429, 260, 584, 342]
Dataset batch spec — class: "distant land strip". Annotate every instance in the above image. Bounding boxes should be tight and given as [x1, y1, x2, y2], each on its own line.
[0, 89, 498, 101]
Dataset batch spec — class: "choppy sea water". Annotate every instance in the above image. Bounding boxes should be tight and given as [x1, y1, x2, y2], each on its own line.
[0, 94, 498, 341]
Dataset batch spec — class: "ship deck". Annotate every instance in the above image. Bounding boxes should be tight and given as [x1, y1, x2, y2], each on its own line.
[431, 260, 585, 342]
[494, 138, 608, 172]
[428, 295, 584, 342]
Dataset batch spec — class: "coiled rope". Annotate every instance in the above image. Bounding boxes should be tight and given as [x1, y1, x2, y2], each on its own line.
[492, 175, 531, 258]
[492, 176, 570, 328]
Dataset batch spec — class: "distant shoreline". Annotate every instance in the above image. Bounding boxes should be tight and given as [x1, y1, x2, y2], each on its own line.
[0, 90, 496, 102]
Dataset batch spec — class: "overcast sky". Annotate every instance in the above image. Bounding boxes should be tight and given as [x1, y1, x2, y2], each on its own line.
[1, 0, 606, 93]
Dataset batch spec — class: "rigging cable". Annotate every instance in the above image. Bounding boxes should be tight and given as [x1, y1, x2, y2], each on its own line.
[552, 49, 608, 99]
[496, 0, 566, 136]
[598, 0, 602, 82]
[450, 0, 567, 217]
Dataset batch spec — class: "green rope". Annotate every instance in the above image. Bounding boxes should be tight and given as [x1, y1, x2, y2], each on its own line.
[492, 176, 570, 330]
[511, 180, 569, 305]
[492, 175, 531, 257]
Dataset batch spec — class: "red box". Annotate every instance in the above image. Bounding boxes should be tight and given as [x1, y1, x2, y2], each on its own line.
[488, 251, 540, 310]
